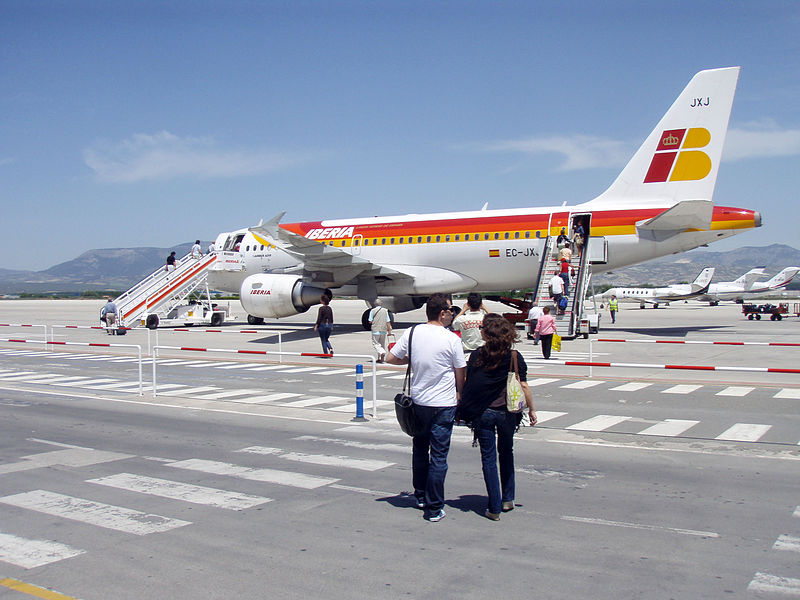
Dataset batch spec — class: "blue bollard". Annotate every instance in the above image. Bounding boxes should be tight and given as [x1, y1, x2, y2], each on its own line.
[352, 363, 367, 421]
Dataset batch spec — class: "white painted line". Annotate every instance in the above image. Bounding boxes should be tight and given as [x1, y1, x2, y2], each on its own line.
[775, 388, 800, 399]
[159, 386, 222, 396]
[106, 357, 142, 363]
[207, 362, 239, 368]
[316, 368, 360, 376]
[0, 371, 37, 378]
[638, 419, 699, 437]
[716, 386, 755, 397]
[244, 365, 290, 371]
[326, 400, 393, 412]
[161, 360, 212, 367]
[534, 411, 568, 423]
[329, 483, 395, 496]
[0, 530, 85, 568]
[566, 415, 631, 432]
[0, 373, 64, 383]
[278, 366, 329, 373]
[87, 473, 272, 511]
[53, 378, 118, 387]
[716, 423, 772, 442]
[794, 506, 800, 518]
[153, 359, 196, 365]
[0, 448, 132, 475]
[280, 396, 349, 408]
[84, 381, 145, 390]
[82, 356, 119, 361]
[0, 490, 191, 535]
[561, 380, 605, 390]
[292, 435, 410, 454]
[773, 535, 800, 553]
[561, 515, 718, 537]
[238, 446, 395, 471]
[608, 382, 652, 392]
[167, 458, 338, 489]
[527, 378, 560, 387]
[661, 384, 703, 395]
[383, 374, 409, 380]
[192, 389, 263, 400]
[241, 392, 303, 403]
[216, 363, 265, 370]
[748, 572, 800, 596]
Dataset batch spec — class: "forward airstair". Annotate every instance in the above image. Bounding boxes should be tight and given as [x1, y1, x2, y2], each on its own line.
[114, 253, 222, 328]
[530, 232, 597, 338]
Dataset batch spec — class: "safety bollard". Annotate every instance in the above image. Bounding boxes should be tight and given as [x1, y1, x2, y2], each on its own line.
[352, 363, 367, 422]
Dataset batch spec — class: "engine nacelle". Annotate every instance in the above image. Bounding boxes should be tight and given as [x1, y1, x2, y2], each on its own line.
[379, 295, 427, 314]
[240, 274, 331, 319]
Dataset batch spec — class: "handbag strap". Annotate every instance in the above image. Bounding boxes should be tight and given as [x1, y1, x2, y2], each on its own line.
[509, 349, 519, 377]
[402, 325, 416, 394]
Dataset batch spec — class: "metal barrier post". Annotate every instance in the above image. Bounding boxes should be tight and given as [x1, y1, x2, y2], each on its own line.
[589, 339, 593, 378]
[352, 364, 367, 422]
[152, 346, 158, 396]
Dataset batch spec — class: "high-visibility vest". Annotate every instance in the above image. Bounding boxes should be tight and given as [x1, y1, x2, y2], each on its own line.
[609, 298, 618, 311]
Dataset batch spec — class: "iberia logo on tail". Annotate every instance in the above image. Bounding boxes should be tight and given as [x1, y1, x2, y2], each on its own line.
[643, 128, 712, 183]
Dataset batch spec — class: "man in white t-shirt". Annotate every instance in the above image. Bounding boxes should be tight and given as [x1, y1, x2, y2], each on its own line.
[549, 273, 565, 314]
[387, 293, 466, 522]
[191, 240, 203, 259]
[452, 292, 487, 353]
[527, 304, 544, 344]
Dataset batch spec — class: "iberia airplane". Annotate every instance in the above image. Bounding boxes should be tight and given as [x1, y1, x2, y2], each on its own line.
[205, 67, 761, 325]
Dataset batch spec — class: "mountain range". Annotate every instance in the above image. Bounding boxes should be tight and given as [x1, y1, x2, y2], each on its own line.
[0, 242, 798, 294]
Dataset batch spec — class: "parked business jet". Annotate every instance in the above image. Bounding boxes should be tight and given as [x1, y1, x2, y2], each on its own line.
[596, 268, 716, 309]
[204, 67, 761, 325]
[698, 267, 800, 304]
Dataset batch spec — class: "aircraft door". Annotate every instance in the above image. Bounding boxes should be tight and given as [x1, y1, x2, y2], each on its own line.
[352, 234, 363, 256]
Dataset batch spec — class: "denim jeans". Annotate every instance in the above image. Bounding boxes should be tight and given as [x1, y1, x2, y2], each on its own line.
[477, 408, 517, 514]
[317, 323, 333, 353]
[411, 404, 456, 516]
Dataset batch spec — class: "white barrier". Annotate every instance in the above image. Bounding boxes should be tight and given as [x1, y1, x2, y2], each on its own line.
[0, 337, 143, 395]
[0, 323, 47, 342]
[152, 345, 378, 417]
[153, 329, 283, 362]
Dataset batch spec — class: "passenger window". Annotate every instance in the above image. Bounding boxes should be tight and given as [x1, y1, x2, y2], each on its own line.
[455, 235, 460, 241]
[504, 232, 509, 239]
[427, 236, 431, 243]
[354, 239, 360, 246]
[436, 235, 441, 242]
[417, 236, 422, 243]
[381, 239, 386, 245]
[514, 232, 519, 239]
[390, 238, 395, 244]
[494, 233, 499, 240]
[399, 237, 404, 244]
[525, 231, 530, 239]
[445, 235, 450, 242]
[484, 233, 489, 240]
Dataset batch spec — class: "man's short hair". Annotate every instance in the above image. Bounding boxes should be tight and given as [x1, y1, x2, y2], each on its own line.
[466, 292, 482, 311]
[426, 293, 450, 321]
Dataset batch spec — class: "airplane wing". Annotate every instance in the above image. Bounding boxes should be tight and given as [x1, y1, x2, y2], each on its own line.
[636, 200, 714, 241]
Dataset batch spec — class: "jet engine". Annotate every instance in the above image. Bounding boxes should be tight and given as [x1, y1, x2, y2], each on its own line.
[240, 274, 331, 319]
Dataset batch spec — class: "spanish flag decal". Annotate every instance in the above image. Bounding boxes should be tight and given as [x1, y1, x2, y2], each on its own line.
[489, 249, 500, 258]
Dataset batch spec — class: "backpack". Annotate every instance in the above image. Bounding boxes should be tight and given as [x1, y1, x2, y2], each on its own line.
[558, 296, 568, 310]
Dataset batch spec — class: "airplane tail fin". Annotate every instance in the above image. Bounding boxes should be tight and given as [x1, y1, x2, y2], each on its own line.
[763, 267, 800, 290]
[735, 267, 767, 288]
[591, 67, 740, 207]
[690, 267, 715, 293]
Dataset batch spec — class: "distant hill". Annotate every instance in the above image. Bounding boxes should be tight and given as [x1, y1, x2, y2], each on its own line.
[0, 242, 798, 294]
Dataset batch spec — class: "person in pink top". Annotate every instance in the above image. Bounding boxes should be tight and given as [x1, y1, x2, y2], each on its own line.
[533, 306, 557, 359]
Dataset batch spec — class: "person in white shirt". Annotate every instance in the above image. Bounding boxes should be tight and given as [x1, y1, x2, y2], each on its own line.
[387, 293, 467, 522]
[208, 242, 216, 254]
[527, 304, 544, 344]
[191, 240, 203, 259]
[368, 299, 392, 362]
[548, 273, 565, 314]
[452, 292, 487, 353]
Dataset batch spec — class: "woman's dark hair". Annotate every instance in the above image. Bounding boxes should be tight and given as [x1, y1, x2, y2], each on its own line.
[474, 314, 518, 370]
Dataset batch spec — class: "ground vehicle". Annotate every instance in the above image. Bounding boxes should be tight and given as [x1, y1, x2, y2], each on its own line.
[742, 303, 795, 321]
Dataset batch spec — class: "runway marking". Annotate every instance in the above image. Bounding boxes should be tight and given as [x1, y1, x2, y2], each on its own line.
[0, 490, 191, 535]
[560, 515, 719, 538]
[0, 531, 86, 569]
[747, 572, 800, 596]
[87, 473, 272, 510]
[329, 483, 395, 496]
[561, 380, 605, 390]
[773, 535, 800, 553]
[608, 382, 652, 392]
[53, 378, 118, 387]
[82, 356, 119, 361]
[527, 378, 560, 387]
[661, 384, 703, 395]
[158, 386, 222, 396]
[0, 371, 37, 378]
[716, 386, 755, 397]
[775, 388, 800, 399]
[566, 415, 631, 432]
[533, 411, 568, 424]
[191, 389, 262, 400]
[244, 365, 290, 371]
[0, 447, 132, 474]
[638, 419, 699, 437]
[293, 435, 410, 454]
[317, 368, 359, 376]
[279, 366, 329, 373]
[83, 381, 144, 390]
[326, 400, 393, 412]
[715, 423, 772, 442]
[238, 446, 395, 471]
[167, 458, 338, 489]
[0, 373, 64, 383]
[238, 392, 302, 403]
[152, 359, 195, 365]
[216, 363, 265, 370]
[158, 360, 211, 367]
[279, 395, 349, 408]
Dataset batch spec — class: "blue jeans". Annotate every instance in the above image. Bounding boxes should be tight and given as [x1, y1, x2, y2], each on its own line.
[412, 405, 456, 516]
[317, 323, 333, 353]
[477, 408, 517, 514]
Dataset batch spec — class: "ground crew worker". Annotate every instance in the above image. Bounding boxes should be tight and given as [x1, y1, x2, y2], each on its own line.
[609, 295, 618, 324]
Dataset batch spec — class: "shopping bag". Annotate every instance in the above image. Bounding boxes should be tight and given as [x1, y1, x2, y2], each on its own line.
[552, 333, 562, 352]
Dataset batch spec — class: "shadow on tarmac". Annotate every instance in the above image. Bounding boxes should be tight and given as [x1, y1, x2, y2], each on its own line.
[375, 492, 489, 518]
[606, 325, 731, 338]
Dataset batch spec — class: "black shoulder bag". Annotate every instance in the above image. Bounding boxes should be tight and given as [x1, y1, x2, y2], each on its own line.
[394, 326, 418, 436]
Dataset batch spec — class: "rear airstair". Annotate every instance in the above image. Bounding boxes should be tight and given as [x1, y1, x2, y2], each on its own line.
[530, 234, 596, 338]
[114, 253, 221, 328]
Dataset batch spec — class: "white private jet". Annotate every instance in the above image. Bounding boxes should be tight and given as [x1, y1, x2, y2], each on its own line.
[201, 67, 761, 325]
[699, 267, 800, 304]
[596, 267, 716, 309]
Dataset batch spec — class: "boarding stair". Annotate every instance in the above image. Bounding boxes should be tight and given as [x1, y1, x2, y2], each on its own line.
[114, 253, 220, 328]
[530, 235, 592, 338]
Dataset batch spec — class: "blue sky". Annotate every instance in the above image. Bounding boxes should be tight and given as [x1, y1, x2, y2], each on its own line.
[2, 1, 799, 271]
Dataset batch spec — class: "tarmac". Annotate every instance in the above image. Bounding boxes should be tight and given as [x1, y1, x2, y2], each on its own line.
[0, 296, 798, 388]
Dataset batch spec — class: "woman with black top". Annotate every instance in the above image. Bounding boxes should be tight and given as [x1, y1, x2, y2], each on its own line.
[314, 295, 334, 355]
[460, 314, 536, 520]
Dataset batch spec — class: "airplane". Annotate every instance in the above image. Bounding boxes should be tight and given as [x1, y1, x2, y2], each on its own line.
[698, 267, 800, 305]
[202, 67, 762, 327]
[595, 267, 716, 309]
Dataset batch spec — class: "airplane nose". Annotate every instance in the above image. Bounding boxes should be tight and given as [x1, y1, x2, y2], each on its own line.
[754, 211, 762, 227]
